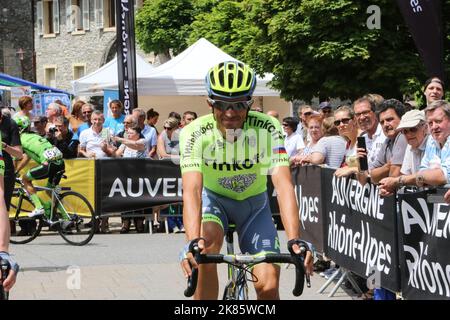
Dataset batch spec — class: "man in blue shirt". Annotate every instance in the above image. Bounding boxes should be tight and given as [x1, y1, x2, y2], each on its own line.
[132, 108, 157, 158]
[104, 100, 125, 135]
[395, 100, 450, 188]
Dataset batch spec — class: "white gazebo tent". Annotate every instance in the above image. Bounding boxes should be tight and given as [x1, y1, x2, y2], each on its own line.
[71, 54, 155, 96]
[137, 38, 291, 123]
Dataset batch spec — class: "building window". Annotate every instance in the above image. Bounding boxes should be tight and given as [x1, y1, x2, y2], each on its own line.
[44, 67, 57, 87]
[66, 0, 89, 33]
[37, 0, 60, 36]
[73, 64, 86, 80]
[104, 0, 115, 28]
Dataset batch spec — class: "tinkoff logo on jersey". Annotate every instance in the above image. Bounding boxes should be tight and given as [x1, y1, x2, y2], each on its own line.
[218, 174, 257, 193]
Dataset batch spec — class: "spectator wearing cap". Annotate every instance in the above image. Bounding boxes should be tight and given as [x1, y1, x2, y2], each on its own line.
[282, 117, 305, 159]
[353, 95, 386, 167]
[319, 101, 333, 118]
[378, 110, 429, 196]
[422, 77, 444, 109]
[31, 116, 48, 137]
[389, 100, 450, 189]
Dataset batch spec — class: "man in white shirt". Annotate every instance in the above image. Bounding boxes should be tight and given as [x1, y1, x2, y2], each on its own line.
[78, 111, 113, 159]
[353, 95, 386, 167]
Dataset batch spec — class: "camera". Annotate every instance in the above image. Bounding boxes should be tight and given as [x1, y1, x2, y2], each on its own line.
[48, 126, 58, 134]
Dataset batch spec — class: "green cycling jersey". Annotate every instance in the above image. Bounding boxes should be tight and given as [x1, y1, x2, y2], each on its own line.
[179, 111, 289, 200]
[20, 132, 63, 164]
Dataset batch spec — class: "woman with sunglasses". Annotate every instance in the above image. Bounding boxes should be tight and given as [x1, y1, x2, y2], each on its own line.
[334, 106, 362, 177]
[157, 117, 180, 160]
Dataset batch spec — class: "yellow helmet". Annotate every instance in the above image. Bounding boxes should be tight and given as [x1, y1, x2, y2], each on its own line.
[206, 61, 257, 100]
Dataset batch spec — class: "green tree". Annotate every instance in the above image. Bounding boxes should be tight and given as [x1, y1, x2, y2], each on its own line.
[135, 0, 195, 59]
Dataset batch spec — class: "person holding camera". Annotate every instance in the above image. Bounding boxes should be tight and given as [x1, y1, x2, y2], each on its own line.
[47, 116, 79, 159]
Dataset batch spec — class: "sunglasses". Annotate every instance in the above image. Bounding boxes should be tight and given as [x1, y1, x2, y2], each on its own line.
[164, 126, 174, 130]
[82, 111, 93, 114]
[302, 112, 313, 117]
[334, 118, 352, 126]
[208, 98, 254, 111]
[123, 121, 132, 124]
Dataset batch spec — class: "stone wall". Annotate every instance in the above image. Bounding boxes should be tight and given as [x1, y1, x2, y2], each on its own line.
[0, 0, 34, 81]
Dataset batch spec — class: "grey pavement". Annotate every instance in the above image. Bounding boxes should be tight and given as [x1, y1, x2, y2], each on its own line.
[9, 226, 356, 300]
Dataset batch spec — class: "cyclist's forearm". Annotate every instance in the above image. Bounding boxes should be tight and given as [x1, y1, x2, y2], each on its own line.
[182, 172, 203, 240]
[0, 197, 10, 252]
[15, 155, 29, 174]
[4, 144, 23, 160]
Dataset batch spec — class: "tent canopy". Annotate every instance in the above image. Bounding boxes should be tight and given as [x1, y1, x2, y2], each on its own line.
[0, 72, 70, 94]
[138, 38, 279, 96]
[71, 54, 155, 96]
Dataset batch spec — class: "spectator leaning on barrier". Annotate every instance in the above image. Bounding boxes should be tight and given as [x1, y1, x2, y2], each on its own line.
[157, 117, 181, 160]
[378, 110, 429, 196]
[78, 110, 114, 159]
[291, 112, 323, 166]
[47, 116, 80, 159]
[365, 99, 407, 184]
[353, 95, 386, 167]
[132, 108, 157, 158]
[307, 116, 347, 168]
[387, 100, 450, 189]
[422, 77, 445, 109]
[104, 100, 125, 135]
[333, 105, 361, 177]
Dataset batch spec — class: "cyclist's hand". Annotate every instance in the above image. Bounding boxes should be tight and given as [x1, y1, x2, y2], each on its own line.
[288, 239, 314, 276]
[179, 238, 204, 278]
[0, 252, 19, 292]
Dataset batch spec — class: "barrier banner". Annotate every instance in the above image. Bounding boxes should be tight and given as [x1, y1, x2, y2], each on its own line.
[294, 165, 326, 253]
[398, 190, 450, 300]
[96, 159, 182, 214]
[321, 168, 400, 292]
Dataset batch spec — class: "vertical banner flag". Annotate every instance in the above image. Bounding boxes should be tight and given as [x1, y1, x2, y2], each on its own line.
[116, 0, 138, 114]
[396, 0, 445, 80]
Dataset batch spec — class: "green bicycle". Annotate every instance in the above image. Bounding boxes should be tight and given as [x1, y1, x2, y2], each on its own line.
[9, 171, 96, 246]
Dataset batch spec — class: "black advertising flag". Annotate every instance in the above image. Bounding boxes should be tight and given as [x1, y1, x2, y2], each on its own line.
[116, 0, 138, 114]
[396, 0, 445, 80]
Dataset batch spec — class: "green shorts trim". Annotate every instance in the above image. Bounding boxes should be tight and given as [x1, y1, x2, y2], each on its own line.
[202, 213, 224, 230]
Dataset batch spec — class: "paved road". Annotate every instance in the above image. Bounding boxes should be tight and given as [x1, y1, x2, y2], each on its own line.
[8, 228, 355, 300]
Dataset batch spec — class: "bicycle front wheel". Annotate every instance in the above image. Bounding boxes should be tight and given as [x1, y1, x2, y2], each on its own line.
[54, 191, 96, 246]
[9, 196, 43, 244]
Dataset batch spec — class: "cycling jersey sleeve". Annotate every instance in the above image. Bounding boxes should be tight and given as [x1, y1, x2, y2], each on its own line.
[179, 120, 208, 174]
[268, 119, 289, 169]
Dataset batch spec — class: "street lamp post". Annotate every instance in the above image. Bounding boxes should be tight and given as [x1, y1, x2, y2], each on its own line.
[16, 48, 25, 79]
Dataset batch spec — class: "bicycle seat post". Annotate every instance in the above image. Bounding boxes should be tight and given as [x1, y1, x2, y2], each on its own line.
[226, 223, 236, 255]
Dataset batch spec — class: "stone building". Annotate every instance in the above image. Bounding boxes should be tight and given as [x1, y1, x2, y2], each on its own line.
[0, 0, 35, 81]
[34, 0, 146, 92]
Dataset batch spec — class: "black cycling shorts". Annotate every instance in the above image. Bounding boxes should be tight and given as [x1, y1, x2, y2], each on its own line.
[26, 159, 65, 186]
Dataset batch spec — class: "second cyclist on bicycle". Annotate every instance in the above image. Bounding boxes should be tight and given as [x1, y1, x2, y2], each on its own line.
[13, 116, 64, 218]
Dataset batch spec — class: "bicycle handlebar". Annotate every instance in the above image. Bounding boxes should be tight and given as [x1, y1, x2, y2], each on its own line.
[0, 258, 10, 300]
[184, 252, 307, 298]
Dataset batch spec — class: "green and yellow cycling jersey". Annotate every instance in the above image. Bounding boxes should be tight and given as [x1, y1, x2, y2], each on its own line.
[20, 132, 63, 164]
[180, 111, 289, 200]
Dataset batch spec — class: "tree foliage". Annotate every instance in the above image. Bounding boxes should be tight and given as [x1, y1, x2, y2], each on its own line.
[136, 0, 450, 102]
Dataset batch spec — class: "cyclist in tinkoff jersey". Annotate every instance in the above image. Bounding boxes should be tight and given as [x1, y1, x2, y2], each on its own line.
[13, 116, 64, 218]
[179, 61, 313, 300]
